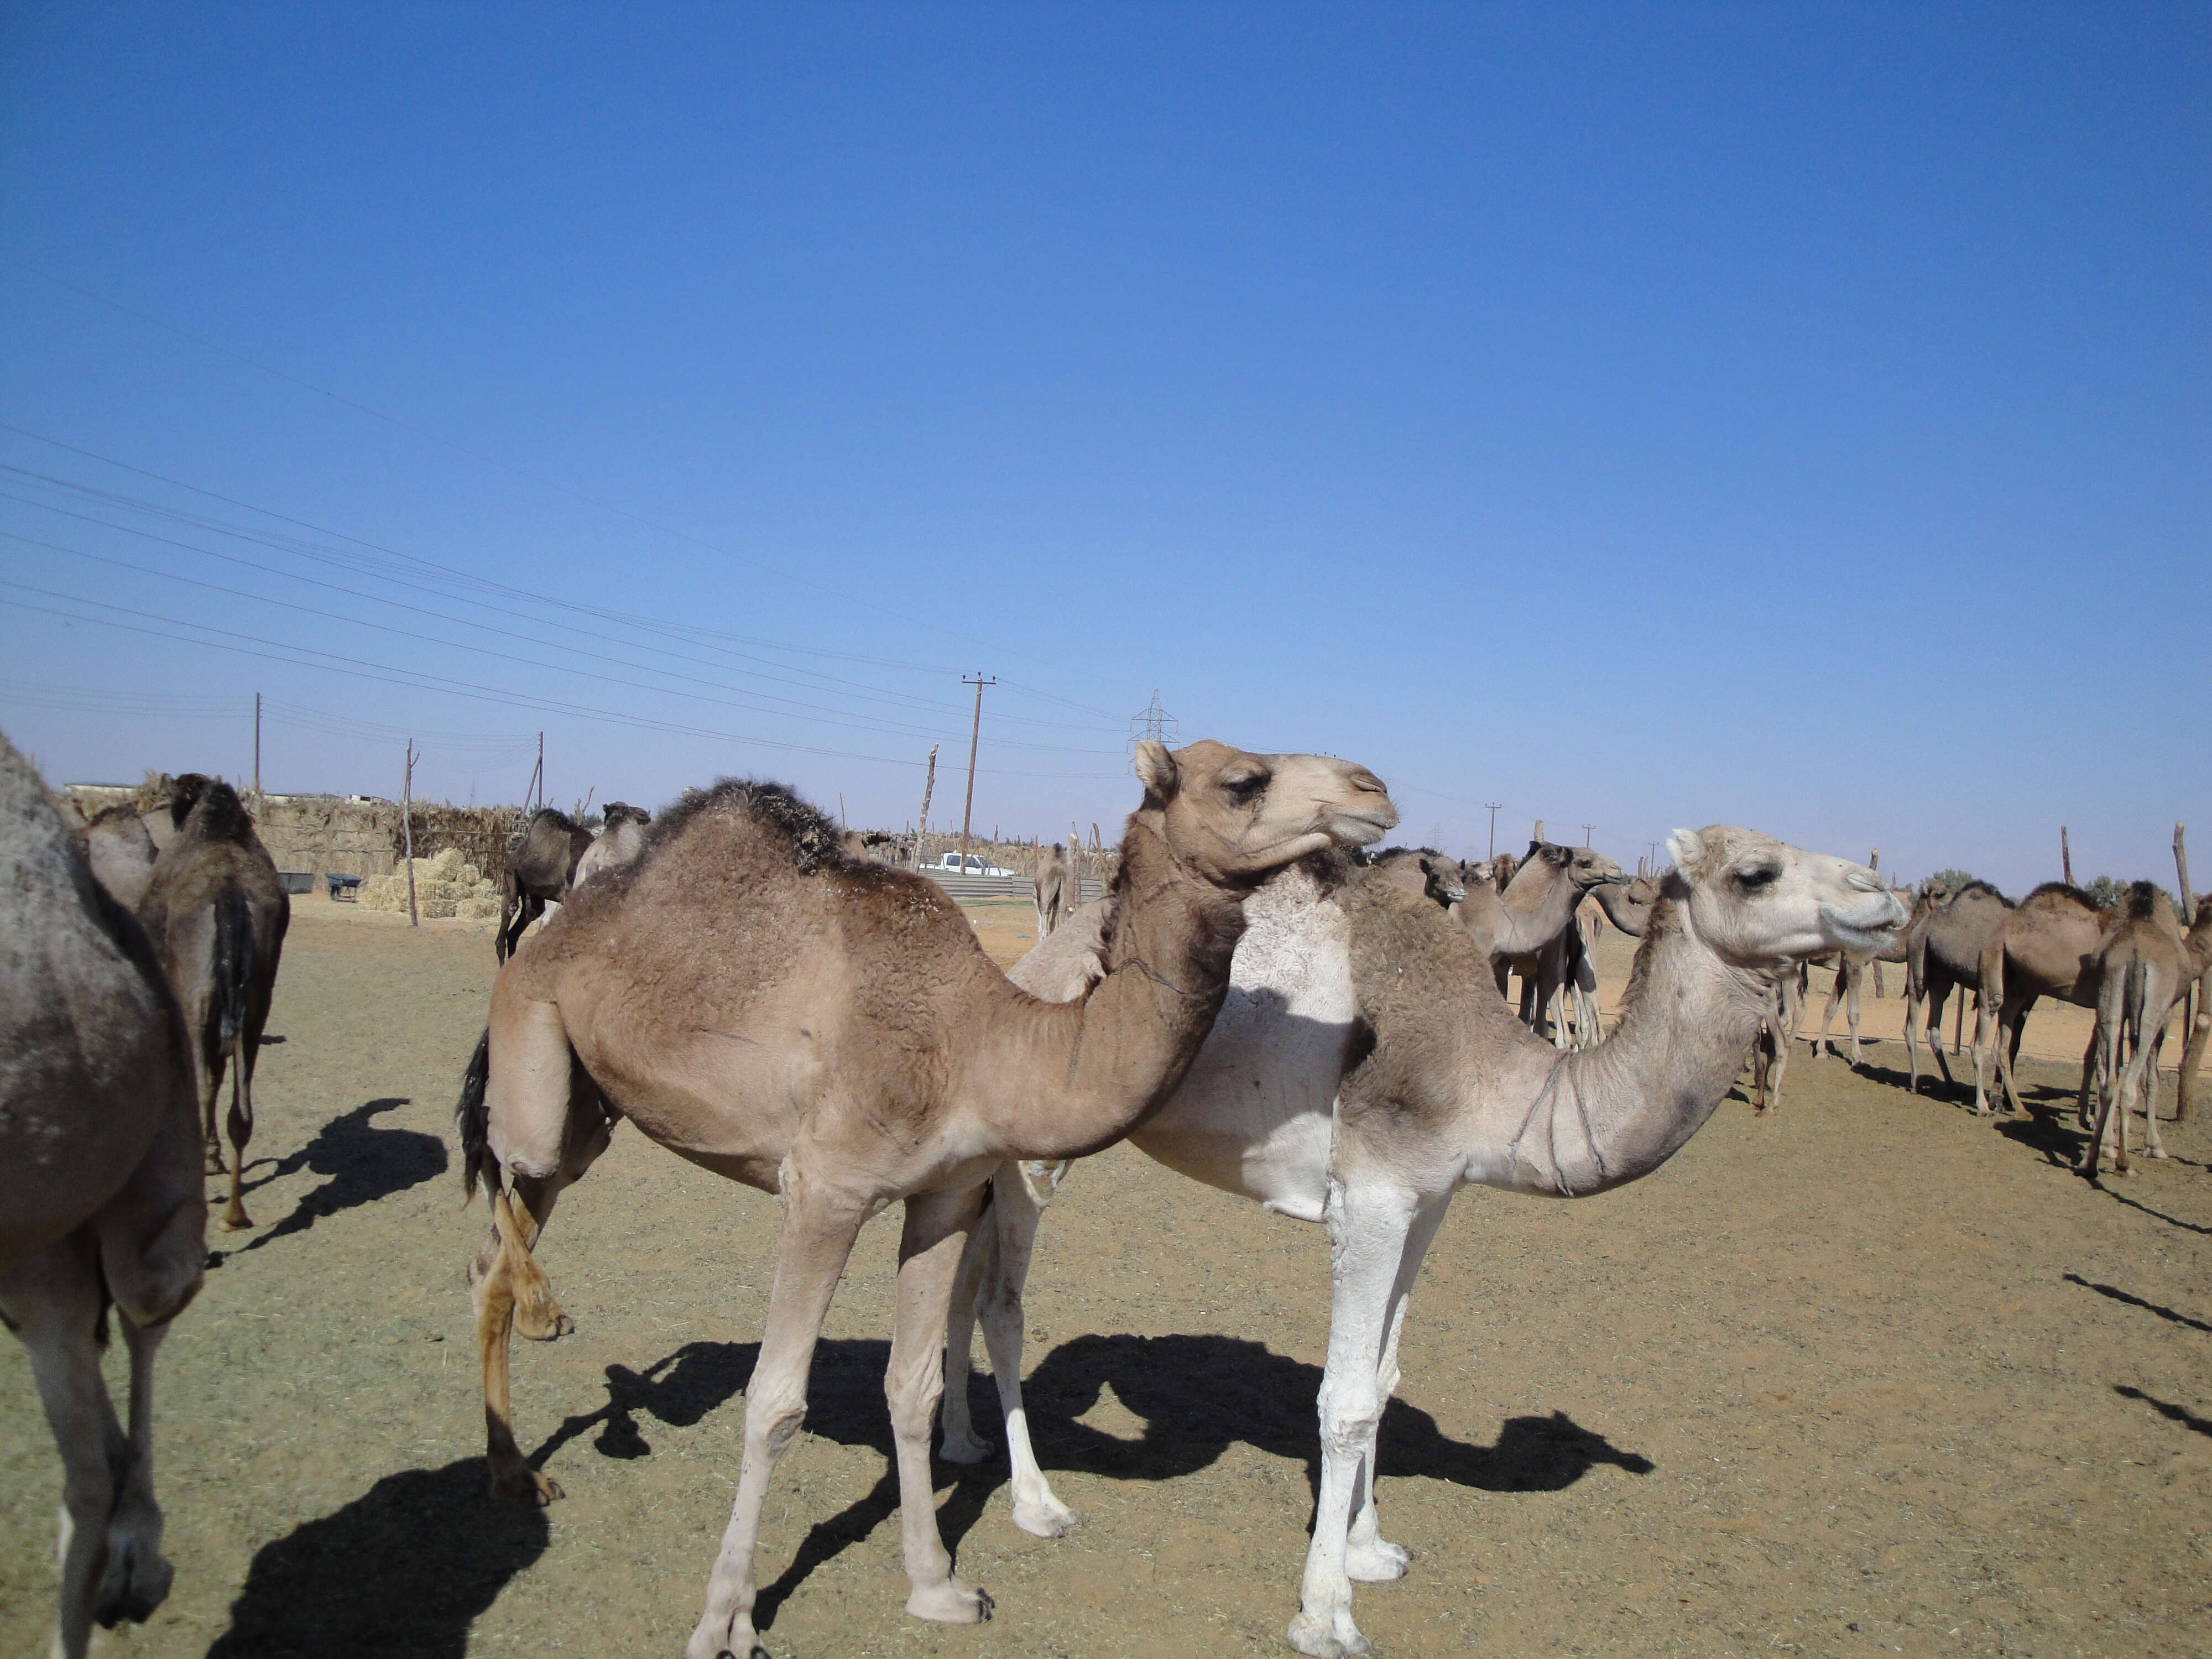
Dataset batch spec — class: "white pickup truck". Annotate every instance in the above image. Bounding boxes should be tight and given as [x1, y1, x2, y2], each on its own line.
[919, 852, 1017, 878]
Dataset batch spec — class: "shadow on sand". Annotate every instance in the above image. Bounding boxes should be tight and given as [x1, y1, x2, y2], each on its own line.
[210, 1099, 446, 1262]
[204, 1458, 547, 1657]
[520, 1329, 1651, 1629]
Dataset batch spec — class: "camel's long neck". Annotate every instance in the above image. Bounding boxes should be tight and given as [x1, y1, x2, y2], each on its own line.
[973, 818, 1246, 1160]
[1462, 862, 1577, 957]
[1468, 895, 1772, 1197]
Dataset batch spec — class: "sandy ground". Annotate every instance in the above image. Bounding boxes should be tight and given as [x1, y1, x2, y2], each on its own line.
[6, 892, 2211, 1659]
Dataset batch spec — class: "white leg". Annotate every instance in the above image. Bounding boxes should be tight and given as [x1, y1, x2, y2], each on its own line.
[1290, 1177, 1422, 1659]
[2141, 1030, 2169, 1159]
[1345, 1192, 1451, 1583]
[970, 1172, 1078, 1537]
[937, 1208, 996, 1464]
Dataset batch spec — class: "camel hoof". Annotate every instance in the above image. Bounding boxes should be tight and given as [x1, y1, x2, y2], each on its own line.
[906, 1578, 992, 1624]
[490, 1465, 564, 1506]
[937, 1430, 994, 1465]
[1011, 1495, 1080, 1538]
[1345, 1537, 1411, 1582]
[516, 1307, 573, 1343]
[1287, 1608, 1372, 1658]
[220, 1207, 254, 1232]
[93, 1536, 173, 1628]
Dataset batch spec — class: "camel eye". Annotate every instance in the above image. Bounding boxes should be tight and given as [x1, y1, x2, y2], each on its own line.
[1222, 773, 1268, 804]
[1738, 864, 1779, 890]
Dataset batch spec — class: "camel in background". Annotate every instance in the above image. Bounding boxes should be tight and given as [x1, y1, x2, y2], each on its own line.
[1811, 884, 1934, 1064]
[1, 734, 204, 1659]
[75, 802, 161, 911]
[1366, 846, 1468, 910]
[571, 802, 651, 890]
[940, 826, 1903, 1657]
[137, 775, 290, 1230]
[1905, 880, 2012, 1097]
[1974, 882, 2115, 1117]
[455, 740, 1395, 1657]
[1031, 839, 1084, 938]
[2079, 886, 2212, 1174]
[1488, 842, 1625, 1045]
[496, 806, 593, 961]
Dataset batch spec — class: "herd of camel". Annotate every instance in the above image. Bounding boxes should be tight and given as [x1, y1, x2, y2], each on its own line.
[6, 723, 2208, 1659]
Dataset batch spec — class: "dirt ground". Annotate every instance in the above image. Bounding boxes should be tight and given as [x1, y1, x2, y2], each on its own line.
[7, 890, 2211, 1658]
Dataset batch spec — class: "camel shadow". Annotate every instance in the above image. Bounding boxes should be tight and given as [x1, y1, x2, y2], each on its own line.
[204, 1458, 547, 1657]
[216, 1099, 446, 1260]
[1994, 1099, 2090, 1168]
[2065, 1273, 2212, 1334]
[524, 1331, 1648, 1630]
[2114, 1385, 2212, 1439]
[1011, 1332, 1653, 1500]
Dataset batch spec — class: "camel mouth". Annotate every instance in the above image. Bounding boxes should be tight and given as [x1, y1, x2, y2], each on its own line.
[1819, 895, 1908, 953]
[1327, 807, 1399, 849]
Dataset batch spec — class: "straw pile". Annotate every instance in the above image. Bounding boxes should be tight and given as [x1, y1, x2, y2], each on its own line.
[359, 847, 504, 920]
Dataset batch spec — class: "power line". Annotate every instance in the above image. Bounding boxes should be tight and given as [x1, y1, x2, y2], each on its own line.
[0, 588, 1130, 780]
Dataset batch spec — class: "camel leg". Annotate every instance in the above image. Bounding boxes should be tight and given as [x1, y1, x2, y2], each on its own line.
[1992, 1002, 2033, 1118]
[936, 1202, 997, 1464]
[1846, 964, 1864, 1065]
[1970, 995, 1997, 1117]
[885, 1185, 995, 1623]
[1344, 1191, 1452, 1585]
[2140, 1027, 2169, 1160]
[220, 1037, 255, 1231]
[1816, 965, 1845, 1060]
[686, 1173, 872, 1659]
[1290, 1176, 1422, 1659]
[968, 1169, 1076, 1538]
[1905, 984, 1928, 1093]
[1931, 987, 1961, 1093]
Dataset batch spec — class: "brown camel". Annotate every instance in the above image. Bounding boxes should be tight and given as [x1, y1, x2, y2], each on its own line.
[135, 775, 290, 1230]
[455, 739, 1396, 1656]
[1, 734, 204, 1659]
[1488, 843, 1626, 1044]
[1974, 882, 2115, 1117]
[1811, 886, 1932, 1064]
[76, 802, 161, 910]
[1904, 880, 2012, 1097]
[1366, 845, 1468, 910]
[1587, 871, 1662, 938]
[570, 801, 651, 890]
[939, 826, 1905, 1656]
[1031, 839, 1085, 938]
[495, 806, 594, 962]
[2079, 886, 2212, 1174]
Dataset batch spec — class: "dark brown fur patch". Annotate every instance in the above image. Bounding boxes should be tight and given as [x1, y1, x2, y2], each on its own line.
[639, 779, 843, 875]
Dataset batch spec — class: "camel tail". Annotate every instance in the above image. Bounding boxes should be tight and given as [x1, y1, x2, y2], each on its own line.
[212, 887, 255, 1050]
[457, 1027, 493, 1202]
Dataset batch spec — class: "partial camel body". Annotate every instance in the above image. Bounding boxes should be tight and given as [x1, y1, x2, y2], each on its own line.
[495, 807, 594, 962]
[1905, 881, 2010, 1097]
[457, 740, 1395, 1658]
[135, 774, 290, 1230]
[1975, 883, 2115, 1118]
[570, 802, 651, 890]
[1812, 886, 1929, 1064]
[1366, 846, 1467, 911]
[76, 802, 161, 910]
[942, 826, 1904, 1658]
[1031, 840, 1083, 938]
[2079, 887, 2212, 1175]
[0, 733, 204, 1659]
[1486, 843, 1626, 1046]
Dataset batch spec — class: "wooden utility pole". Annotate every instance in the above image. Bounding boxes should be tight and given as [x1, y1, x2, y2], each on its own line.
[958, 674, 994, 872]
[523, 733, 544, 815]
[1484, 802, 1501, 859]
[402, 740, 419, 928]
[2060, 825, 2073, 886]
[252, 691, 262, 804]
[1581, 823, 1594, 848]
[915, 743, 938, 866]
[1533, 818, 1545, 844]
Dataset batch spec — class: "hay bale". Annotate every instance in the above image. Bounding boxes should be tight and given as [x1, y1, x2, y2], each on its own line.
[359, 853, 500, 919]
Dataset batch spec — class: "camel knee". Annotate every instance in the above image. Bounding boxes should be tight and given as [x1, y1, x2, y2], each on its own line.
[99, 1208, 205, 1333]
[744, 1387, 808, 1460]
[1317, 1387, 1383, 1458]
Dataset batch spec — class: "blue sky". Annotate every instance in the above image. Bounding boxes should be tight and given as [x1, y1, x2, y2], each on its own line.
[1, 3, 2203, 890]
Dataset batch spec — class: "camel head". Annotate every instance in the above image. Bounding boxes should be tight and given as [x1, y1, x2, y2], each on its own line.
[1131, 739, 1396, 887]
[1663, 825, 1907, 971]
[601, 801, 650, 831]
[1521, 842, 1626, 891]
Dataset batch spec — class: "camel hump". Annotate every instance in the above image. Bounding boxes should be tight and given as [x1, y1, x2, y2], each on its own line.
[2124, 880, 2163, 922]
[640, 778, 843, 874]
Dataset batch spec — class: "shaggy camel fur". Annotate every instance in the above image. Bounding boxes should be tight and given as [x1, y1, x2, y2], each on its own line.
[1974, 882, 2115, 1118]
[495, 806, 594, 962]
[941, 826, 1903, 1657]
[1031, 839, 1084, 938]
[76, 802, 161, 911]
[1, 735, 204, 1659]
[2079, 887, 2212, 1175]
[1905, 881, 2011, 1097]
[136, 775, 289, 1230]
[570, 802, 651, 890]
[456, 740, 1395, 1657]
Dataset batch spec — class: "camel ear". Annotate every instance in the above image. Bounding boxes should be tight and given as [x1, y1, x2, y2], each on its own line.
[1132, 740, 1177, 802]
[1665, 828, 1707, 879]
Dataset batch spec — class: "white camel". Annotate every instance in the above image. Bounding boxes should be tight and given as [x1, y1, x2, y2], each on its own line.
[942, 826, 1904, 1656]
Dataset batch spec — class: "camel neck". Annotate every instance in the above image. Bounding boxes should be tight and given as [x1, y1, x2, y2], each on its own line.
[971, 818, 1248, 1161]
[1485, 893, 1772, 1197]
